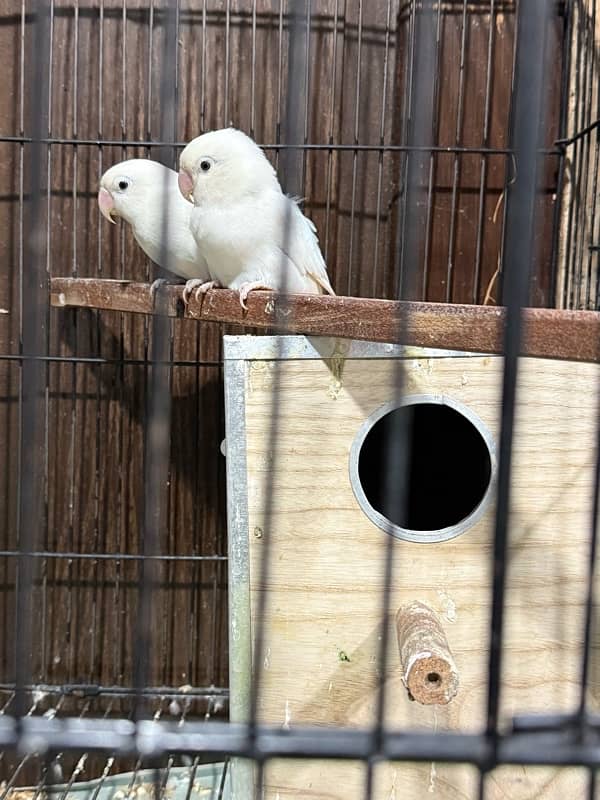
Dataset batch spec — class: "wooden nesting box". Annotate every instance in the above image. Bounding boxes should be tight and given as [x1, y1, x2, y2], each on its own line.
[224, 334, 599, 799]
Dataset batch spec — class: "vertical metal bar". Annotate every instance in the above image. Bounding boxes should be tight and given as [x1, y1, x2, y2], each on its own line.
[583, 0, 600, 309]
[371, 0, 393, 298]
[173, 0, 180, 145]
[147, 0, 155, 147]
[560, 1, 577, 309]
[92, 0, 105, 697]
[15, 0, 50, 722]
[304, 0, 312, 143]
[302, 0, 312, 191]
[15, 0, 26, 704]
[40, 0, 54, 688]
[72, 1, 79, 276]
[564, 4, 584, 308]
[224, 0, 231, 126]
[323, 0, 340, 263]
[483, 0, 551, 767]
[445, 0, 469, 303]
[474, 0, 496, 303]
[250, 0, 257, 138]
[477, 772, 486, 800]
[588, 769, 596, 800]
[67, 0, 80, 687]
[134, 0, 177, 718]
[200, 0, 206, 132]
[160, 0, 181, 692]
[278, 2, 308, 200]
[209, 566, 219, 692]
[216, 757, 229, 800]
[365, 2, 438, 797]
[576, 323, 600, 730]
[394, 0, 419, 299]
[113, 0, 127, 699]
[420, 0, 443, 300]
[347, 0, 363, 297]
[574, 6, 594, 310]
[494, 5, 520, 309]
[396, 1, 436, 301]
[550, 0, 573, 309]
[248, 4, 308, 797]
[275, 0, 284, 158]
[189, 345, 205, 689]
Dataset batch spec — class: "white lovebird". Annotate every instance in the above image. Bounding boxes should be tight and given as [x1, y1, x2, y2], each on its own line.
[98, 159, 211, 302]
[177, 128, 335, 309]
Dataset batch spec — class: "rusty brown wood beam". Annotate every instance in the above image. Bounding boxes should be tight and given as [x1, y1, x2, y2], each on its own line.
[50, 277, 600, 363]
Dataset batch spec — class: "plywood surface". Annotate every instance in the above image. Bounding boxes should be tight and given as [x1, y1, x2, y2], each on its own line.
[241, 353, 599, 798]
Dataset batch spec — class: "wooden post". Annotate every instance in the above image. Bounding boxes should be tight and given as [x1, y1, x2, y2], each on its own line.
[396, 601, 459, 706]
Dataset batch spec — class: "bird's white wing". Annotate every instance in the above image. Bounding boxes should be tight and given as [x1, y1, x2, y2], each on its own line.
[277, 196, 335, 295]
[189, 191, 334, 294]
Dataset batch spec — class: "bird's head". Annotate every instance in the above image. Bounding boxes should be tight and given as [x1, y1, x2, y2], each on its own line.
[178, 128, 279, 206]
[98, 159, 178, 226]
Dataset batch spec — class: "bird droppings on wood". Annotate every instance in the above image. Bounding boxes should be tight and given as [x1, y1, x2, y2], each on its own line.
[327, 377, 343, 400]
[283, 699, 292, 730]
[437, 590, 458, 623]
[326, 339, 349, 399]
[428, 762, 438, 794]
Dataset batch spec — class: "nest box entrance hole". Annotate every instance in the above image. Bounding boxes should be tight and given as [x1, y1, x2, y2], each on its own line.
[351, 398, 495, 542]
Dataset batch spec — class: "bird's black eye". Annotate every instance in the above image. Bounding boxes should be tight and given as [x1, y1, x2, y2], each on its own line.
[118, 179, 129, 191]
[200, 160, 211, 173]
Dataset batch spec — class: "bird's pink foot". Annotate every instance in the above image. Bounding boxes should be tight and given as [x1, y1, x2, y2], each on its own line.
[182, 279, 220, 307]
[238, 282, 273, 310]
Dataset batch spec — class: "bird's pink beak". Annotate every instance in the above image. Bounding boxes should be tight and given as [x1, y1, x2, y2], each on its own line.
[178, 170, 194, 201]
[98, 187, 116, 224]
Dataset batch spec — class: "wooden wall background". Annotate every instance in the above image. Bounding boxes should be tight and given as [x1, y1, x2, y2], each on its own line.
[0, 0, 566, 783]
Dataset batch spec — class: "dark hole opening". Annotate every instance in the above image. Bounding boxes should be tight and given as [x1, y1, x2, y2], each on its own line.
[357, 403, 492, 532]
[426, 672, 441, 684]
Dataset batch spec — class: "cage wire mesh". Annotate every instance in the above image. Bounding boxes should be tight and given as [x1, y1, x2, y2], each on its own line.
[0, 0, 600, 798]
[558, 0, 600, 310]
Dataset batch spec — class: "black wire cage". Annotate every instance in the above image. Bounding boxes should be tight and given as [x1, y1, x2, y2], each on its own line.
[1, 0, 600, 798]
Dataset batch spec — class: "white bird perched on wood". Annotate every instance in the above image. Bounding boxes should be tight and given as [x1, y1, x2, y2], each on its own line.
[177, 128, 335, 309]
[98, 159, 212, 302]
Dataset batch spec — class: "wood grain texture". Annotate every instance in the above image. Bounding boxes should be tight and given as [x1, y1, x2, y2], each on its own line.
[51, 277, 600, 362]
[238, 350, 600, 798]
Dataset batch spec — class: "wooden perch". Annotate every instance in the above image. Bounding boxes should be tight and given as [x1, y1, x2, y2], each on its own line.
[396, 602, 459, 706]
[50, 277, 600, 363]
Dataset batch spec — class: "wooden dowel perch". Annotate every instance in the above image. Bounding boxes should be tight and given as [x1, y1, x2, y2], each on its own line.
[396, 602, 459, 706]
[50, 277, 600, 363]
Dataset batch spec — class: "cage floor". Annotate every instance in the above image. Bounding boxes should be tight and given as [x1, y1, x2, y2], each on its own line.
[0, 690, 228, 794]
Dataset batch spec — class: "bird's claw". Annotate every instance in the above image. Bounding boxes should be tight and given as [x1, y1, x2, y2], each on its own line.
[182, 279, 220, 307]
[238, 282, 273, 311]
